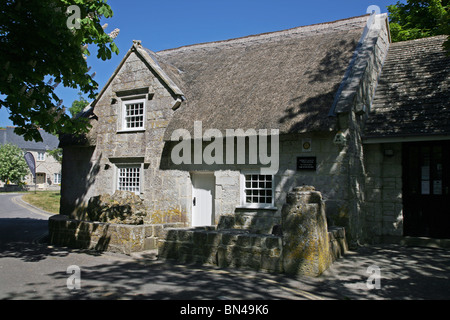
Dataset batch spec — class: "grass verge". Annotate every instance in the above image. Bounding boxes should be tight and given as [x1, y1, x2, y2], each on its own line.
[22, 191, 60, 214]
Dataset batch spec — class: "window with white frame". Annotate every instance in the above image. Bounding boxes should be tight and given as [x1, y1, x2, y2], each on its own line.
[53, 173, 61, 184]
[122, 99, 145, 131]
[37, 152, 45, 161]
[241, 173, 274, 207]
[117, 166, 141, 194]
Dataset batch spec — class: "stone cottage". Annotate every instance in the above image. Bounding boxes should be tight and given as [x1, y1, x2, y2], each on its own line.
[1, 126, 61, 190]
[59, 12, 450, 245]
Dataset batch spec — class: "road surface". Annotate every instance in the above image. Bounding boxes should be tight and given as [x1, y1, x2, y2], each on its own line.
[1, 193, 450, 304]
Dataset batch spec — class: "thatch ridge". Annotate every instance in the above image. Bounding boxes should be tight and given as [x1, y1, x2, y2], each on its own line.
[158, 14, 369, 55]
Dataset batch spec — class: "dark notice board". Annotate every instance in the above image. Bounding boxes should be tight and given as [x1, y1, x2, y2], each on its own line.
[297, 157, 317, 171]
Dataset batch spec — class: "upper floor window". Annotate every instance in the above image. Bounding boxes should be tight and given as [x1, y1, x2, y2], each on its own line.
[37, 152, 45, 161]
[121, 98, 145, 131]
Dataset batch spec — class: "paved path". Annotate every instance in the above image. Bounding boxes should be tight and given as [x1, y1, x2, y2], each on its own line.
[1, 193, 450, 302]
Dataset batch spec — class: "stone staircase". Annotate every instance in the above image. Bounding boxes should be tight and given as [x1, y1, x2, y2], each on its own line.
[158, 186, 348, 276]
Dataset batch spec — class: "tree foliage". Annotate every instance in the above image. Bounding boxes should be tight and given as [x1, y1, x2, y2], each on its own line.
[0, 0, 119, 142]
[388, 0, 449, 52]
[0, 143, 29, 185]
[69, 91, 89, 118]
[48, 147, 63, 163]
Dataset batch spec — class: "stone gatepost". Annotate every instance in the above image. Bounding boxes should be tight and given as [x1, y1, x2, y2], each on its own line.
[282, 186, 332, 276]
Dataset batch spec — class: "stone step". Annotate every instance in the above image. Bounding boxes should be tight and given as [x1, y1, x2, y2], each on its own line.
[130, 249, 159, 261]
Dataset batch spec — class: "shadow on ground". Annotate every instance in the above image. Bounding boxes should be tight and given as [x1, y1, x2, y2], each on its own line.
[1, 240, 450, 300]
[302, 244, 450, 300]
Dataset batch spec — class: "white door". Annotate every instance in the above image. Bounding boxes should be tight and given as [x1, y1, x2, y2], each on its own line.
[192, 173, 215, 227]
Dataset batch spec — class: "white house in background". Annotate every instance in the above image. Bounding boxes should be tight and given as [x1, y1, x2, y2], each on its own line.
[0, 126, 61, 190]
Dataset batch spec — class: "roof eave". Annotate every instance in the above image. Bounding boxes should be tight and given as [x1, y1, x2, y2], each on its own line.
[363, 133, 450, 144]
[90, 41, 185, 110]
[134, 44, 184, 97]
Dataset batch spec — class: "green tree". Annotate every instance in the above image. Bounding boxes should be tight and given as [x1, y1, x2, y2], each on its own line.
[0, 0, 119, 142]
[69, 92, 90, 118]
[388, 0, 449, 52]
[0, 143, 29, 185]
[48, 148, 63, 164]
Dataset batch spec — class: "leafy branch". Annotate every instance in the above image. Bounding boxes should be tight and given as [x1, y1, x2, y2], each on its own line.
[0, 0, 120, 142]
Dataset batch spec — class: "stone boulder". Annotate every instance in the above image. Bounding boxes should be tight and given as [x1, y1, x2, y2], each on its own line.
[281, 186, 332, 276]
[85, 190, 147, 225]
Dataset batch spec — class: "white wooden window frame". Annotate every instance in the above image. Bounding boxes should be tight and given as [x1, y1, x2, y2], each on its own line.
[53, 173, 62, 184]
[37, 151, 45, 161]
[116, 164, 142, 195]
[240, 171, 275, 209]
[119, 98, 146, 132]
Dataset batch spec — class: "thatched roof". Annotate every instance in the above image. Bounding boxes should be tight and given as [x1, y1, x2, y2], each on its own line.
[155, 15, 368, 140]
[364, 36, 450, 140]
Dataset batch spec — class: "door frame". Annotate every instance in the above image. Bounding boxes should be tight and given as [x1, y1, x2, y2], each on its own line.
[191, 171, 215, 227]
[36, 172, 46, 185]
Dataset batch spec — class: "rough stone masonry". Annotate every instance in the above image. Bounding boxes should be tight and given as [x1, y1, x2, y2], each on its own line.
[159, 186, 346, 276]
[282, 186, 332, 276]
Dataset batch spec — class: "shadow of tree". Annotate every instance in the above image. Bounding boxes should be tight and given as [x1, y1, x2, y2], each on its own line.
[60, 147, 101, 218]
[0, 217, 55, 262]
[278, 84, 340, 133]
[2, 242, 450, 300]
[0, 241, 71, 263]
[278, 38, 358, 133]
[0, 243, 309, 300]
[301, 244, 450, 300]
[365, 37, 450, 137]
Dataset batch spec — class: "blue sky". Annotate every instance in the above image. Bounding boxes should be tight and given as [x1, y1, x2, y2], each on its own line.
[0, 0, 399, 128]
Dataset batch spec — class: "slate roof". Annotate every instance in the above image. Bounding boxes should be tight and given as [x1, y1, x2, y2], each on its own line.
[154, 15, 368, 140]
[0, 126, 59, 151]
[364, 36, 450, 140]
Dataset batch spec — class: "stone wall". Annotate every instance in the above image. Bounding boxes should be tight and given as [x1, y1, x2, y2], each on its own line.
[159, 186, 348, 276]
[48, 214, 184, 255]
[91, 48, 183, 213]
[363, 142, 403, 242]
[218, 208, 281, 234]
[159, 225, 346, 275]
[50, 185, 347, 276]
[160, 131, 352, 229]
[332, 14, 391, 244]
[159, 227, 284, 273]
[276, 132, 350, 229]
[60, 46, 188, 218]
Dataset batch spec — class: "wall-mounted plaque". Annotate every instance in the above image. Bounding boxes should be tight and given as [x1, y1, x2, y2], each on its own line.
[297, 157, 316, 171]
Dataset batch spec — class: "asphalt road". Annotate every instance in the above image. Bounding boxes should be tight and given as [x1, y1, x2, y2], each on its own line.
[1, 192, 450, 305]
